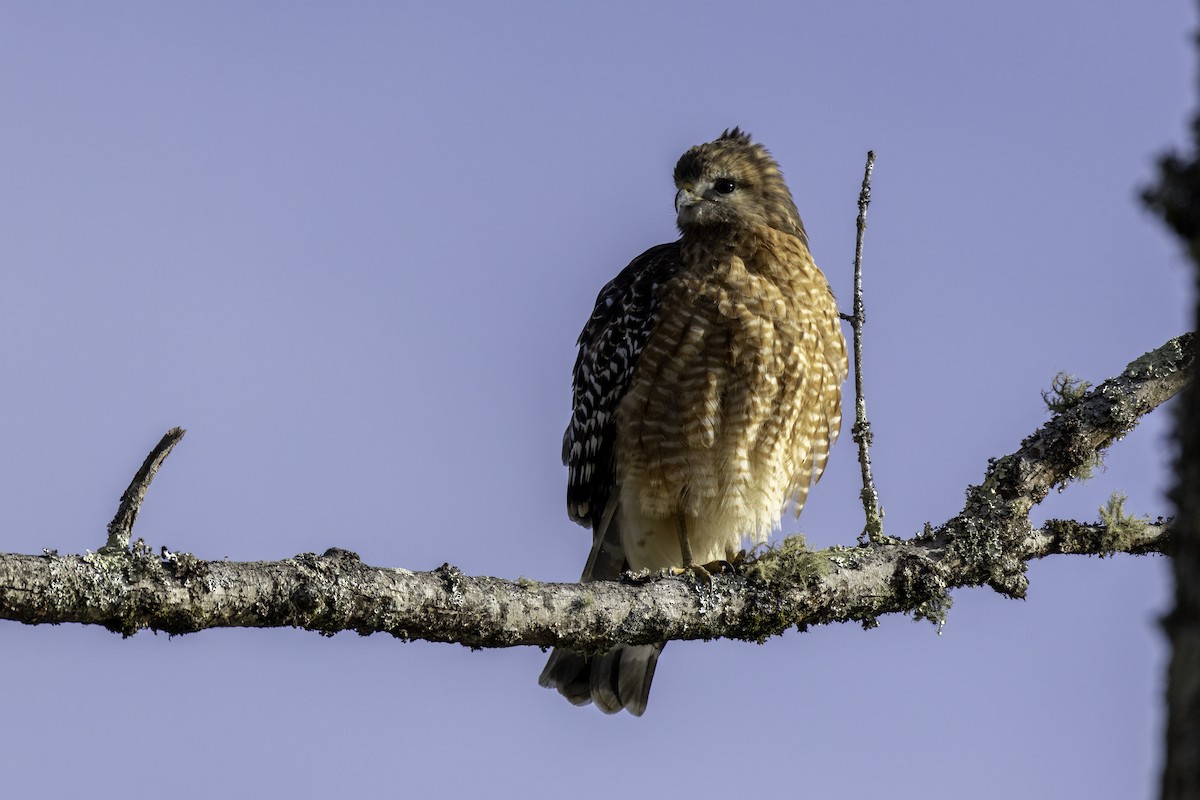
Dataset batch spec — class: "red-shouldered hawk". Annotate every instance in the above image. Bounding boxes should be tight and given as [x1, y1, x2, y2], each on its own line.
[540, 129, 847, 715]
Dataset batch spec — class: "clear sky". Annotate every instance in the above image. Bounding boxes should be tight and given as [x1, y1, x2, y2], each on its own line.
[0, 3, 1193, 798]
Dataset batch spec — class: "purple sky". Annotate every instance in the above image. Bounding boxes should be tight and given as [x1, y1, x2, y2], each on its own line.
[0, 3, 1193, 797]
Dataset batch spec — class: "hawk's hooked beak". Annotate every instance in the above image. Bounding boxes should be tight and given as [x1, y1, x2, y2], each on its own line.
[675, 185, 700, 214]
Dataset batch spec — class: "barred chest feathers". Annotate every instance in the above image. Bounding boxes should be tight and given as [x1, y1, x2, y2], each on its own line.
[613, 223, 845, 572]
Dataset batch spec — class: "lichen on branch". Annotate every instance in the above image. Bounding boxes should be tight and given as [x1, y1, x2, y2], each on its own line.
[0, 334, 1189, 651]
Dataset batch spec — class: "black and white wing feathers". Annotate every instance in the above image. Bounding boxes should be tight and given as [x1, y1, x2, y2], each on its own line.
[563, 241, 681, 529]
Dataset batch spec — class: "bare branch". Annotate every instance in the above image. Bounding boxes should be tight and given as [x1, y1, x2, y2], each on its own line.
[0, 514, 1174, 648]
[841, 151, 885, 544]
[0, 334, 1189, 649]
[102, 427, 185, 554]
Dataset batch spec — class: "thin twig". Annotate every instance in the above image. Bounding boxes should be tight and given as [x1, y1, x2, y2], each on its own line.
[841, 151, 884, 544]
[101, 427, 186, 553]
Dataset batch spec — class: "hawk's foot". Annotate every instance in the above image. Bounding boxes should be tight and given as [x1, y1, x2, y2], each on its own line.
[668, 553, 743, 583]
[694, 549, 747, 576]
[667, 563, 716, 584]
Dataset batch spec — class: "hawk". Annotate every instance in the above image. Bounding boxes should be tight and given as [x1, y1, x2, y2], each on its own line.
[539, 129, 848, 715]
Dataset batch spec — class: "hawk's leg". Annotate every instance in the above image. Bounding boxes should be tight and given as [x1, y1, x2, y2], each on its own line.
[675, 514, 695, 567]
[669, 516, 740, 580]
[669, 515, 711, 581]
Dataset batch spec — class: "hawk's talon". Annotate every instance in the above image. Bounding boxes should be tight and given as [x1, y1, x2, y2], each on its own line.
[696, 550, 748, 576]
[668, 551, 745, 581]
[668, 563, 716, 584]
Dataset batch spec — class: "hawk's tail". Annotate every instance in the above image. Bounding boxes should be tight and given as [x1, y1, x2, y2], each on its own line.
[538, 498, 664, 716]
[539, 642, 663, 716]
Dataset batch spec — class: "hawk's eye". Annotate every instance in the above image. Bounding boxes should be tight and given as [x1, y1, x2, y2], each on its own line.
[713, 178, 736, 194]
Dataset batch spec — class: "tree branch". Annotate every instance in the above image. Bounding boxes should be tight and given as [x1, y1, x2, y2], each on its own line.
[840, 150, 885, 545]
[0, 334, 1191, 650]
[102, 427, 185, 553]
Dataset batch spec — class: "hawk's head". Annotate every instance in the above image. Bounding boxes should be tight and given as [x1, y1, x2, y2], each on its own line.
[673, 128, 807, 244]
